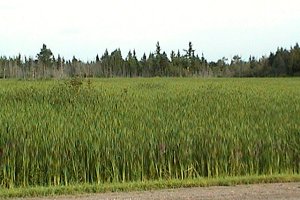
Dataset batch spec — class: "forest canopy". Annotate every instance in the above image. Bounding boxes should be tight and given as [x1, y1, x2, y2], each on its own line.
[1, 42, 300, 79]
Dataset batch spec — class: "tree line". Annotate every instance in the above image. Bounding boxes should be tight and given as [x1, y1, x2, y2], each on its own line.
[1, 42, 300, 79]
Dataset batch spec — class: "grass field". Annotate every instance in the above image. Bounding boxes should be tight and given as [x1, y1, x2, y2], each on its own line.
[0, 78, 299, 193]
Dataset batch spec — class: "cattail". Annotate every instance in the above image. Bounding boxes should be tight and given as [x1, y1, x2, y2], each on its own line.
[0, 78, 299, 187]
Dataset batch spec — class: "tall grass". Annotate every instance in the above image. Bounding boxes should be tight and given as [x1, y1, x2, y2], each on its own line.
[0, 78, 299, 188]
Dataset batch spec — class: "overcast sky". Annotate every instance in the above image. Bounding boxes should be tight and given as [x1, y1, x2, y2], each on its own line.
[0, 0, 300, 61]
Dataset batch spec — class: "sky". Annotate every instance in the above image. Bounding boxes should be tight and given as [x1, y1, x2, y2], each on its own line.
[0, 0, 300, 62]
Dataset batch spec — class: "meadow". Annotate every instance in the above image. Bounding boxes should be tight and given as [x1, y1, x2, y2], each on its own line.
[0, 78, 299, 189]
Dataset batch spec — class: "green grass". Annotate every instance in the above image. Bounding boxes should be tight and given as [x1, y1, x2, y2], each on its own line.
[0, 78, 299, 194]
[0, 174, 299, 198]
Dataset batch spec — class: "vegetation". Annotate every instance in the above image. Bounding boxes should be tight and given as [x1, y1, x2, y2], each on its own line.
[1, 42, 300, 79]
[1, 174, 300, 198]
[0, 78, 299, 190]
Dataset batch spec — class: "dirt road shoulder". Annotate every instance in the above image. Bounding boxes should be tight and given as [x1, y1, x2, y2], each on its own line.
[16, 182, 300, 200]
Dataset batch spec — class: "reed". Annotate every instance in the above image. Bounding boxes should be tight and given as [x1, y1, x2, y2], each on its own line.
[0, 78, 299, 188]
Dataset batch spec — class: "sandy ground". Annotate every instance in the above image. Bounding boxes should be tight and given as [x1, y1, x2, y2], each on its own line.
[15, 182, 300, 200]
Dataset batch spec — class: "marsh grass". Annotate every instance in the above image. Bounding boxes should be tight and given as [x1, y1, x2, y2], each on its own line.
[0, 78, 299, 188]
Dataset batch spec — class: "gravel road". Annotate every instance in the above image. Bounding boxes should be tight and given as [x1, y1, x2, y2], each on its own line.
[15, 182, 300, 200]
